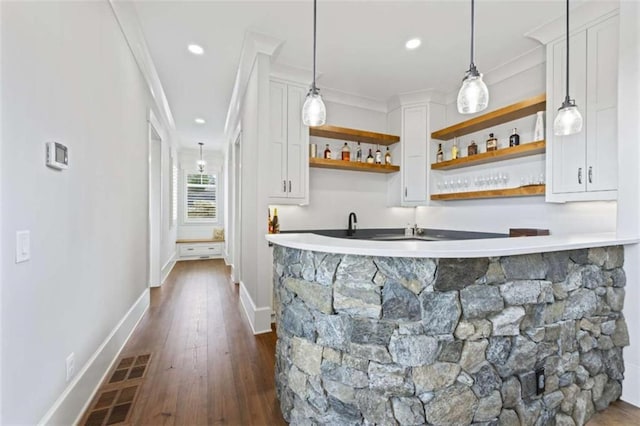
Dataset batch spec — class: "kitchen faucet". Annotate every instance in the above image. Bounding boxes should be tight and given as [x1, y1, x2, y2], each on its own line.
[347, 212, 358, 236]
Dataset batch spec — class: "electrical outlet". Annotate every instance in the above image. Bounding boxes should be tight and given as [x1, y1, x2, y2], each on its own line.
[536, 367, 546, 395]
[66, 353, 75, 382]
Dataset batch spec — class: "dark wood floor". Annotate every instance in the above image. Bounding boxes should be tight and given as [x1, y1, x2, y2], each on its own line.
[83, 259, 639, 425]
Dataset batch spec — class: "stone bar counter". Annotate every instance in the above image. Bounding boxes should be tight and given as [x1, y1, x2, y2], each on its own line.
[266, 232, 634, 425]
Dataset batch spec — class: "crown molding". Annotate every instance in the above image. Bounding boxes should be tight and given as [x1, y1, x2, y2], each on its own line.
[270, 62, 313, 86]
[321, 87, 387, 113]
[526, 1, 619, 45]
[224, 31, 284, 142]
[387, 89, 448, 111]
[109, 0, 177, 144]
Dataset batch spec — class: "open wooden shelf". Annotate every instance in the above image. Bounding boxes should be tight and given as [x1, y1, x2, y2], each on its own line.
[310, 125, 400, 146]
[431, 94, 546, 141]
[309, 157, 400, 173]
[431, 184, 545, 201]
[431, 140, 546, 170]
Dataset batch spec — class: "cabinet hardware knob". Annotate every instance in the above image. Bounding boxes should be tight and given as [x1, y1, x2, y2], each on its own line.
[588, 166, 593, 184]
[405, 187, 408, 197]
[288, 180, 292, 192]
[283, 180, 287, 192]
[578, 168, 582, 184]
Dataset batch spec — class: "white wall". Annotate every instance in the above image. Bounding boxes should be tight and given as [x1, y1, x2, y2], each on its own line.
[416, 62, 617, 235]
[616, 0, 640, 407]
[177, 148, 224, 240]
[274, 100, 415, 231]
[1, 1, 160, 423]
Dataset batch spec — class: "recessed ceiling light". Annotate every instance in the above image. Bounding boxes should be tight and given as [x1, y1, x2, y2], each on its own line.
[188, 44, 204, 55]
[194, 118, 206, 124]
[405, 38, 421, 50]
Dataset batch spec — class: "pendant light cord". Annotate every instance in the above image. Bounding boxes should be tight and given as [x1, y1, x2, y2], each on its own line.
[312, 0, 317, 93]
[470, 0, 475, 68]
[565, 0, 570, 102]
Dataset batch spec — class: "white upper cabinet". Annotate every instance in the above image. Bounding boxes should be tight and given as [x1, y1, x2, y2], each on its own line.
[547, 14, 618, 202]
[268, 80, 309, 204]
[400, 103, 445, 206]
[402, 105, 428, 204]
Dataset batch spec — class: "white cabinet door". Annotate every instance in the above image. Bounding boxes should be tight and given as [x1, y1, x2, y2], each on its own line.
[402, 105, 427, 204]
[550, 30, 588, 195]
[268, 81, 288, 198]
[586, 15, 618, 192]
[286, 85, 308, 200]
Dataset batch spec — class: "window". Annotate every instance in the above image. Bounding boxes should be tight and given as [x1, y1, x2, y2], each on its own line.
[185, 172, 217, 222]
[171, 161, 178, 225]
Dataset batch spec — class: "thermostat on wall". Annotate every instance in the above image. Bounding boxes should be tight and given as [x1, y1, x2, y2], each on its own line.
[46, 142, 68, 170]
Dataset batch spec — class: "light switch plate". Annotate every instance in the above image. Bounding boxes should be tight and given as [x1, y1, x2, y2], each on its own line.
[16, 230, 30, 263]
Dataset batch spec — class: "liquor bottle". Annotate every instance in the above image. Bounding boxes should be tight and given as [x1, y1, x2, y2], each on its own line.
[375, 146, 382, 164]
[486, 133, 498, 152]
[436, 143, 444, 163]
[534, 111, 544, 141]
[272, 208, 279, 234]
[356, 142, 363, 162]
[341, 142, 351, 161]
[509, 128, 520, 147]
[268, 208, 272, 234]
[324, 144, 331, 159]
[467, 141, 478, 156]
[384, 147, 392, 165]
[366, 149, 374, 164]
[451, 139, 459, 160]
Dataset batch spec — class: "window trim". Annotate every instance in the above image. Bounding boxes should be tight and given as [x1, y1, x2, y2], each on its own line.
[183, 170, 218, 224]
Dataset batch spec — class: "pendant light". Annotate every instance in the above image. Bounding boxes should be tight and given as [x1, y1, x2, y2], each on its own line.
[302, 0, 326, 127]
[457, 0, 489, 114]
[197, 142, 206, 173]
[553, 0, 583, 136]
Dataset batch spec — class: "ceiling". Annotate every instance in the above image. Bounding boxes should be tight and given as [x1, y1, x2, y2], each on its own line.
[134, 0, 593, 150]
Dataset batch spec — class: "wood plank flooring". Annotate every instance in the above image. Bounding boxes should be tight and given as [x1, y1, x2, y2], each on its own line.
[82, 259, 639, 426]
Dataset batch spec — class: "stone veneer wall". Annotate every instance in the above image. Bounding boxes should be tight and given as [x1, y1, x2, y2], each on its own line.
[272, 245, 630, 426]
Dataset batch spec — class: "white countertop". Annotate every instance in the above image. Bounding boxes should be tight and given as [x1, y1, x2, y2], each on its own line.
[265, 232, 638, 258]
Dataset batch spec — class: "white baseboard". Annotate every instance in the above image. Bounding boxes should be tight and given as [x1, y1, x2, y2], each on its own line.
[230, 265, 239, 283]
[238, 281, 273, 335]
[622, 357, 640, 407]
[160, 252, 176, 285]
[38, 288, 151, 426]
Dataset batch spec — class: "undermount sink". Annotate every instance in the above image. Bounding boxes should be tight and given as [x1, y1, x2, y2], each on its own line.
[291, 228, 508, 241]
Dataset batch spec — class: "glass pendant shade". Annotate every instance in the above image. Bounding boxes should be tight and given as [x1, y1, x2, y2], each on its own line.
[302, 91, 326, 127]
[553, 102, 583, 136]
[457, 72, 489, 114]
[197, 142, 206, 173]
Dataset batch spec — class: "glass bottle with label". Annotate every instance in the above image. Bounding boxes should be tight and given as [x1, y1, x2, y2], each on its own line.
[341, 142, 351, 161]
[356, 142, 363, 162]
[467, 140, 478, 156]
[366, 149, 374, 164]
[509, 128, 520, 147]
[324, 144, 331, 159]
[451, 139, 459, 160]
[486, 133, 498, 152]
[384, 147, 391, 165]
[436, 143, 444, 163]
[375, 146, 382, 164]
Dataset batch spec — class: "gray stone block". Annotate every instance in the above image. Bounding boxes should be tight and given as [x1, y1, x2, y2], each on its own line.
[389, 334, 439, 367]
[474, 390, 502, 422]
[422, 291, 461, 334]
[391, 396, 425, 425]
[423, 384, 478, 426]
[472, 364, 502, 398]
[413, 362, 461, 393]
[461, 285, 504, 319]
[564, 289, 597, 320]
[434, 258, 489, 291]
[382, 280, 421, 321]
[501, 254, 547, 280]
[349, 318, 395, 346]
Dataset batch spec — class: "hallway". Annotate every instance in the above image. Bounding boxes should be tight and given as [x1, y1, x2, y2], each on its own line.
[80, 259, 640, 426]
[82, 260, 285, 425]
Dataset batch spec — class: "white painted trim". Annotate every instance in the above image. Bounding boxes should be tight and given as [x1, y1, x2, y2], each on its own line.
[39, 288, 150, 426]
[224, 31, 284, 140]
[160, 252, 176, 285]
[238, 281, 273, 335]
[388, 89, 448, 110]
[526, 1, 619, 45]
[108, 0, 176, 141]
[270, 62, 313, 86]
[321, 87, 387, 113]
